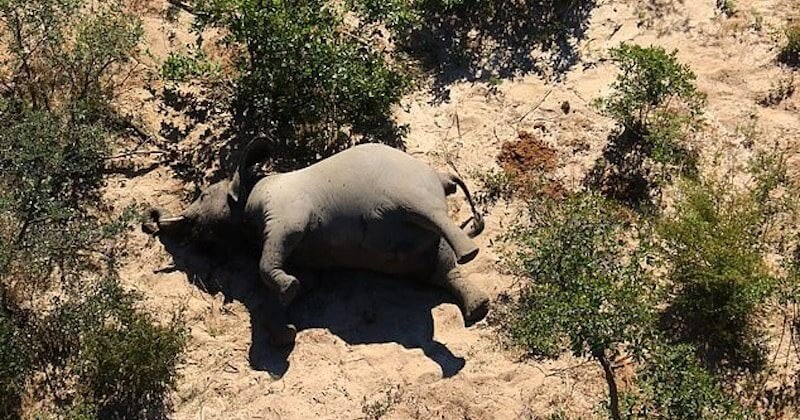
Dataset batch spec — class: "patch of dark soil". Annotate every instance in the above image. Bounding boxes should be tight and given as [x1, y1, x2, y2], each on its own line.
[497, 131, 564, 199]
[498, 131, 558, 174]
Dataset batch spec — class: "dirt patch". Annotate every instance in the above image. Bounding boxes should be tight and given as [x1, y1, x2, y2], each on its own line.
[498, 131, 558, 174]
[497, 131, 564, 199]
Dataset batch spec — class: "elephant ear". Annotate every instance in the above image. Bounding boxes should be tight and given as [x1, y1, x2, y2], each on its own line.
[228, 136, 273, 203]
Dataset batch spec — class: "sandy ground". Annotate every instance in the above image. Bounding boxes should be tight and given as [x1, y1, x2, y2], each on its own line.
[104, 0, 800, 418]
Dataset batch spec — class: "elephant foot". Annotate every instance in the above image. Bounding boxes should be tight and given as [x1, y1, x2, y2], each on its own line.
[269, 323, 297, 347]
[462, 294, 489, 327]
[277, 276, 300, 307]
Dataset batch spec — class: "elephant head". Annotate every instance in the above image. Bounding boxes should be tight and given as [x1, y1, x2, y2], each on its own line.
[143, 137, 272, 241]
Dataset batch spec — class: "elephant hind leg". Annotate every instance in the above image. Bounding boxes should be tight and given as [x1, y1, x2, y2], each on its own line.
[430, 241, 489, 326]
[410, 208, 479, 264]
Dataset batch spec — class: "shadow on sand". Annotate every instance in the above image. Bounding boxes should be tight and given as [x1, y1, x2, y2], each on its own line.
[156, 236, 466, 379]
[406, 0, 597, 103]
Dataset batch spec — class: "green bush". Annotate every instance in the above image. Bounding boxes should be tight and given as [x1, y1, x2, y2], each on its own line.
[348, 0, 420, 31]
[494, 190, 755, 418]
[0, 308, 31, 418]
[596, 44, 706, 153]
[624, 342, 747, 419]
[195, 0, 409, 169]
[0, 108, 108, 271]
[590, 44, 706, 207]
[779, 23, 800, 66]
[658, 170, 782, 372]
[493, 191, 657, 419]
[0, 1, 186, 418]
[0, 0, 142, 116]
[35, 280, 186, 418]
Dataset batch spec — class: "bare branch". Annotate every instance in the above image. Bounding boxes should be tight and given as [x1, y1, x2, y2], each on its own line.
[168, 0, 195, 14]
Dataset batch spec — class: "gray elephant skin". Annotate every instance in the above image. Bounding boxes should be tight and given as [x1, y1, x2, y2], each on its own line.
[145, 139, 489, 346]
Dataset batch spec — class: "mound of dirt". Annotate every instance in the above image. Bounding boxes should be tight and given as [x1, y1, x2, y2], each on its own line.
[497, 130, 558, 174]
[497, 131, 565, 199]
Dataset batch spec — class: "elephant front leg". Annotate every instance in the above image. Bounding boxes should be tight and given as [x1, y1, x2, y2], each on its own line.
[259, 228, 304, 307]
[429, 241, 489, 326]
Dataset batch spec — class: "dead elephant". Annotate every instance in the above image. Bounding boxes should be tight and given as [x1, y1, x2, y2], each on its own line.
[144, 139, 489, 346]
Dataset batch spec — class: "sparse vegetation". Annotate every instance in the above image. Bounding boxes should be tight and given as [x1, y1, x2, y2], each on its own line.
[0, 0, 143, 116]
[361, 385, 403, 420]
[623, 342, 747, 419]
[779, 23, 800, 66]
[0, 1, 186, 417]
[759, 75, 795, 106]
[161, 50, 222, 83]
[717, 0, 736, 17]
[590, 43, 706, 209]
[658, 153, 795, 374]
[472, 168, 518, 212]
[751, 10, 764, 32]
[494, 191, 658, 420]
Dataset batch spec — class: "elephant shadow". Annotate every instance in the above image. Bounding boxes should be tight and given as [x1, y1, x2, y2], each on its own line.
[155, 236, 466, 378]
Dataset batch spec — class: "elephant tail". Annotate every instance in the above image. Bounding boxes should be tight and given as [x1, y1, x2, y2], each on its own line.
[440, 172, 484, 238]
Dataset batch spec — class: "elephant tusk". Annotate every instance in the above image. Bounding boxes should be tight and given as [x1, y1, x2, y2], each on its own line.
[143, 209, 186, 236]
[157, 215, 187, 225]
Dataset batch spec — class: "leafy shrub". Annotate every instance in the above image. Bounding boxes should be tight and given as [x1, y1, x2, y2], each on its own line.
[658, 166, 785, 372]
[494, 190, 756, 418]
[36, 280, 186, 418]
[0, 108, 112, 306]
[493, 191, 657, 419]
[597, 43, 706, 163]
[779, 23, 800, 66]
[0, 1, 186, 417]
[348, 0, 420, 31]
[0, 308, 31, 418]
[589, 44, 706, 208]
[624, 342, 747, 419]
[0, 0, 142, 116]
[194, 0, 409, 169]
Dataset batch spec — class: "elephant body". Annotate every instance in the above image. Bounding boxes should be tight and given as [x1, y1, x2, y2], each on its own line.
[246, 144, 474, 275]
[147, 141, 488, 346]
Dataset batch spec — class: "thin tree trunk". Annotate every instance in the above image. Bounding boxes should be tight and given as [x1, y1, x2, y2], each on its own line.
[595, 350, 621, 420]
